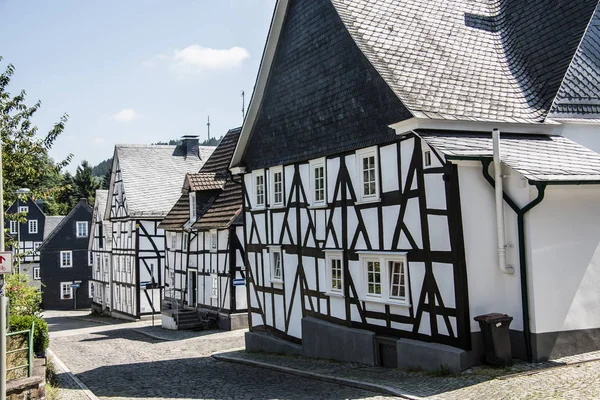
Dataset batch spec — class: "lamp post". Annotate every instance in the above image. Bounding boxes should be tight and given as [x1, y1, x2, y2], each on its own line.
[1, 140, 6, 400]
[15, 188, 30, 274]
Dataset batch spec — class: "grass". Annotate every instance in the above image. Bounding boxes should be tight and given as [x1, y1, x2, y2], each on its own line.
[427, 364, 453, 377]
[45, 357, 60, 400]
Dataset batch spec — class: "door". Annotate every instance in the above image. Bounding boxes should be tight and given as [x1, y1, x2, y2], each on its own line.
[188, 270, 197, 307]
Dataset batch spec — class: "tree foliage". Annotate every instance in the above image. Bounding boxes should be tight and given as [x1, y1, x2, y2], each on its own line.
[91, 157, 112, 177]
[73, 160, 100, 205]
[5, 273, 42, 317]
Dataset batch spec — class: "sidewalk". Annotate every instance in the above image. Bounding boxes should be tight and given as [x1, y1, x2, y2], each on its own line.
[213, 349, 600, 399]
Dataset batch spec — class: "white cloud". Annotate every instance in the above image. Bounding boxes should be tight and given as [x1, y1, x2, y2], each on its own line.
[111, 109, 141, 122]
[144, 45, 250, 76]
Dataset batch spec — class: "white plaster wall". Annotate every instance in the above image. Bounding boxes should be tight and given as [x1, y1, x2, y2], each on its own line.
[558, 123, 600, 154]
[527, 185, 600, 333]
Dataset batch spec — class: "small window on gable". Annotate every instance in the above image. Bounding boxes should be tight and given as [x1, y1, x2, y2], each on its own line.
[18, 206, 28, 214]
[358, 252, 409, 306]
[269, 246, 283, 283]
[9, 221, 17, 234]
[356, 147, 379, 203]
[28, 220, 38, 234]
[189, 192, 197, 222]
[424, 150, 432, 167]
[325, 251, 343, 296]
[33, 267, 40, 280]
[60, 251, 73, 268]
[270, 167, 284, 207]
[252, 169, 265, 209]
[309, 158, 326, 206]
[76, 221, 88, 238]
[210, 230, 217, 252]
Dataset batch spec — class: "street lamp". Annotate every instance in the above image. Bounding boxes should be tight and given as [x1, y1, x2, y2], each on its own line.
[15, 188, 30, 274]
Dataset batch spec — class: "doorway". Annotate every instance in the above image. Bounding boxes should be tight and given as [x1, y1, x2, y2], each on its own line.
[188, 270, 197, 307]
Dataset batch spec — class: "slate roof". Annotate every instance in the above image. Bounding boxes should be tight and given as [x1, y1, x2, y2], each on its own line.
[418, 130, 600, 182]
[330, 0, 598, 123]
[43, 216, 65, 240]
[39, 199, 92, 251]
[549, 3, 600, 119]
[114, 144, 215, 218]
[88, 190, 110, 251]
[160, 128, 242, 231]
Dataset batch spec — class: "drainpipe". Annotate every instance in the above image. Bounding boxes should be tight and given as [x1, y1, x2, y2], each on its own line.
[492, 129, 514, 275]
[481, 159, 547, 362]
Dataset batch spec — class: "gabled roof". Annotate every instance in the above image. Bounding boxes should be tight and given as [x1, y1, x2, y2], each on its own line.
[161, 128, 242, 231]
[549, 2, 600, 119]
[418, 130, 600, 183]
[38, 199, 92, 251]
[43, 216, 64, 240]
[107, 144, 215, 219]
[231, 0, 600, 167]
[88, 190, 109, 251]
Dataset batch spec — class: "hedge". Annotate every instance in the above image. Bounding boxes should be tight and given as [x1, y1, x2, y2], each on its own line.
[9, 315, 49, 354]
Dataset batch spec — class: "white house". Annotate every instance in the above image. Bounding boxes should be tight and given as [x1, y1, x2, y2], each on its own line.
[160, 128, 247, 330]
[103, 137, 214, 319]
[229, 0, 600, 371]
[89, 190, 112, 315]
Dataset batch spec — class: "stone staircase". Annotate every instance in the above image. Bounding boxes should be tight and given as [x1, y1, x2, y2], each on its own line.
[176, 309, 203, 330]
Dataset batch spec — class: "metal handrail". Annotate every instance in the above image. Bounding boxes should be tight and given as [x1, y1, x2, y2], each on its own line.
[6, 322, 34, 377]
[164, 288, 180, 326]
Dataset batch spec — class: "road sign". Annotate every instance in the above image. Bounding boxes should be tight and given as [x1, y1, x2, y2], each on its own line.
[0, 252, 12, 274]
[69, 283, 80, 288]
[140, 281, 151, 286]
[233, 278, 246, 286]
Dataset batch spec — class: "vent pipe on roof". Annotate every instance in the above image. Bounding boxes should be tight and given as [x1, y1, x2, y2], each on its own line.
[493, 129, 514, 275]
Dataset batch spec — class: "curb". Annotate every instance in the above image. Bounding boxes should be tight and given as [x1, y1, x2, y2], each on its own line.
[212, 353, 416, 399]
[47, 348, 100, 400]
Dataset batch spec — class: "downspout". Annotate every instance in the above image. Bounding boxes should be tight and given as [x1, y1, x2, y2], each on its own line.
[492, 129, 514, 275]
[481, 159, 547, 362]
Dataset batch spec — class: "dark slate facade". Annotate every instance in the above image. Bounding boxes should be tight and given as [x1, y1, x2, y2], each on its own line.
[40, 199, 93, 310]
[242, 0, 411, 171]
[5, 198, 46, 249]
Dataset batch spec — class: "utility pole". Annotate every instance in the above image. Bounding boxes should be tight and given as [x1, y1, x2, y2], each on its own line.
[1, 141, 7, 400]
[207, 116, 211, 141]
[241, 90, 245, 121]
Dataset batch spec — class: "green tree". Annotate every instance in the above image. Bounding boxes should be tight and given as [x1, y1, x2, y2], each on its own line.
[73, 160, 99, 205]
[5, 273, 42, 317]
[102, 169, 111, 190]
[0, 56, 72, 217]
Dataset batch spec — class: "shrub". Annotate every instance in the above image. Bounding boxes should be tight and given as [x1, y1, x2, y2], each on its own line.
[9, 314, 49, 354]
[5, 273, 42, 317]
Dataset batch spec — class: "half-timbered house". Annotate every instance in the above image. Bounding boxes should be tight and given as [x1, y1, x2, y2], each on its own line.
[160, 128, 247, 330]
[89, 190, 112, 315]
[39, 199, 93, 310]
[230, 0, 600, 371]
[104, 137, 214, 319]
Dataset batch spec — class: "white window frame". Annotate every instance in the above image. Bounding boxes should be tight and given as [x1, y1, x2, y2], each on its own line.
[18, 206, 28, 214]
[309, 158, 327, 207]
[9, 221, 17, 234]
[268, 245, 283, 283]
[356, 147, 380, 203]
[269, 166, 284, 207]
[33, 267, 40, 280]
[210, 230, 218, 253]
[60, 282, 73, 300]
[171, 232, 177, 249]
[252, 169, 265, 209]
[60, 250, 73, 268]
[28, 219, 38, 234]
[211, 274, 218, 299]
[76, 221, 88, 238]
[324, 250, 344, 296]
[358, 252, 409, 306]
[189, 192, 197, 222]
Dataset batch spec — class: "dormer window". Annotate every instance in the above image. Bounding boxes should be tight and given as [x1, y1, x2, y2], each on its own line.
[189, 192, 197, 222]
[18, 206, 28, 214]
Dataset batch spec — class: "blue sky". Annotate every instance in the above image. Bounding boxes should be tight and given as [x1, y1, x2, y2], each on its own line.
[0, 0, 276, 172]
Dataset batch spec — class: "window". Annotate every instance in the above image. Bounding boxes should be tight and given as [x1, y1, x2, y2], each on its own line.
[253, 170, 265, 208]
[359, 252, 409, 305]
[60, 251, 73, 268]
[189, 192, 197, 222]
[211, 274, 218, 299]
[183, 233, 188, 251]
[269, 246, 283, 283]
[325, 251, 343, 295]
[98, 223, 104, 249]
[60, 282, 73, 300]
[76, 221, 88, 238]
[171, 233, 177, 249]
[309, 158, 326, 206]
[28, 220, 38, 234]
[89, 281, 94, 298]
[356, 147, 379, 202]
[33, 267, 40, 280]
[270, 167, 284, 207]
[9, 221, 17, 234]
[210, 230, 217, 252]
[18, 206, 28, 214]
[424, 150, 432, 167]
[34, 242, 42, 253]
[88, 251, 93, 266]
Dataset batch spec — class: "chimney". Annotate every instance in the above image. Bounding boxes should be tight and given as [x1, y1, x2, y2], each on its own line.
[181, 135, 199, 158]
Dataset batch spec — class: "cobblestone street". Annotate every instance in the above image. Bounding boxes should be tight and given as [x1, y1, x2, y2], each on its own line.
[46, 311, 394, 400]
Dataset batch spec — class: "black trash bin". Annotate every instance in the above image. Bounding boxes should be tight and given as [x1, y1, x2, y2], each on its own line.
[474, 313, 513, 367]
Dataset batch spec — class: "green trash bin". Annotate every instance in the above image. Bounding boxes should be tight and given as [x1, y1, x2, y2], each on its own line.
[474, 313, 513, 367]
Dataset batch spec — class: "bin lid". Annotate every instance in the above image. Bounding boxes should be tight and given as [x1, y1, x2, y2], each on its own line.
[474, 313, 513, 323]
